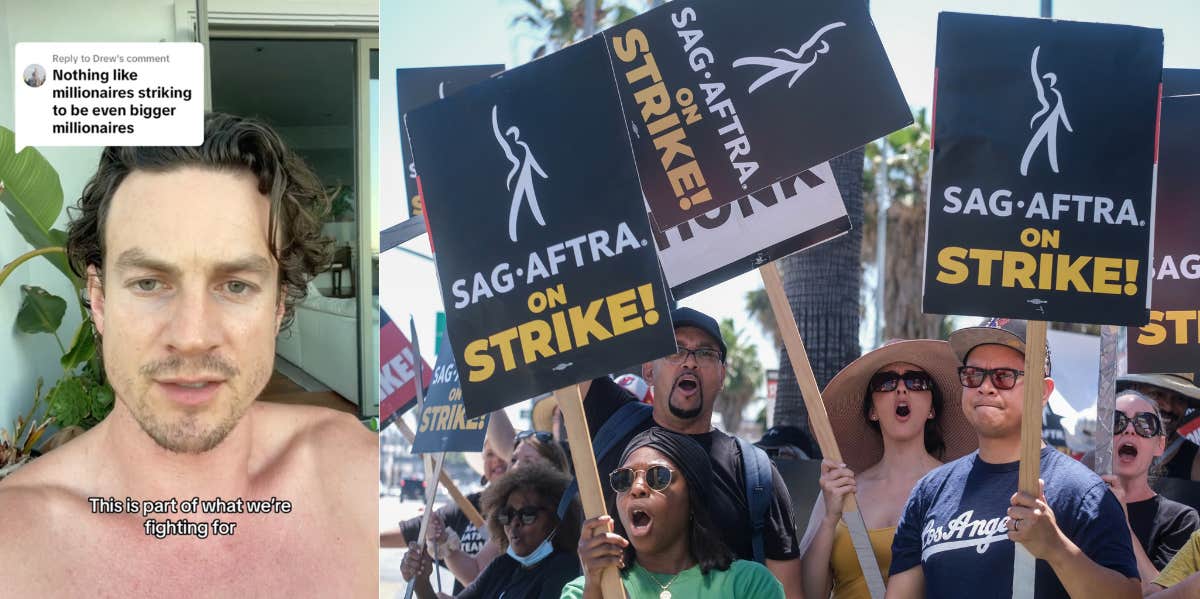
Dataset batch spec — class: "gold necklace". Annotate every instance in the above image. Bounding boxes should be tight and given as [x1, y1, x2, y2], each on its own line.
[640, 566, 683, 599]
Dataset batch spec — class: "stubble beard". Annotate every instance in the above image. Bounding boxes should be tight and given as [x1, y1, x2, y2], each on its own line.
[125, 354, 254, 454]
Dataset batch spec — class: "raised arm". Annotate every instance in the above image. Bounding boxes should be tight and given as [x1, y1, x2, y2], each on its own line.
[800, 460, 858, 599]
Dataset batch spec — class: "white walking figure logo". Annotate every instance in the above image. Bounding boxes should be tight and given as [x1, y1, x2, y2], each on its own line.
[1019, 46, 1073, 176]
[731, 22, 847, 94]
[492, 105, 548, 243]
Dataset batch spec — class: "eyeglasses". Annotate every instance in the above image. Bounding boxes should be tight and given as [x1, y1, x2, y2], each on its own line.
[958, 366, 1024, 390]
[1115, 411, 1162, 438]
[609, 465, 674, 494]
[869, 371, 934, 393]
[497, 506, 546, 526]
[663, 346, 722, 366]
[515, 430, 553, 447]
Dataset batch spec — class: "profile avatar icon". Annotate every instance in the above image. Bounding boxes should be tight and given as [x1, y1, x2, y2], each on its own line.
[23, 64, 47, 88]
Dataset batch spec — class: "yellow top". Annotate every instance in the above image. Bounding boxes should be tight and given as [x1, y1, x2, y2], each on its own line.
[829, 521, 895, 599]
[1154, 529, 1200, 589]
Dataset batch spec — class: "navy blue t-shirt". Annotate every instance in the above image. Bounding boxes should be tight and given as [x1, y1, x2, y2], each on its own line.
[890, 447, 1138, 598]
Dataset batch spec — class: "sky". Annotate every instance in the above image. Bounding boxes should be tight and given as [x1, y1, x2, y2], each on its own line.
[380, 0, 1200, 402]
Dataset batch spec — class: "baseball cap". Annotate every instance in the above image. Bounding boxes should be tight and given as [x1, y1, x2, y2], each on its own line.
[948, 317, 1051, 375]
[670, 307, 727, 360]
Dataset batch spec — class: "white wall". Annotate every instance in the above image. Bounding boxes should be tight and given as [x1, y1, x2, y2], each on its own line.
[0, 0, 179, 431]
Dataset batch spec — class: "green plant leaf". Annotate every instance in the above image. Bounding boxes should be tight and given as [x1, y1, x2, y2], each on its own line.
[0, 126, 62, 233]
[90, 384, 115, 418]
[2, 204, 75, 284]
[47, 377, 88, 428]
[61, 319, 96, 371]
[15, 285, 66, 334]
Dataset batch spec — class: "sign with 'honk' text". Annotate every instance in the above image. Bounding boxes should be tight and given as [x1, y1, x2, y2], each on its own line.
[923, 13, 1162, 325]
[405, 37, 676, 418]
[604, 0, 911, 230]
[411, 337, 490, 454]
[1128, 96, 1200, 373]
[653, 162, 848, 299]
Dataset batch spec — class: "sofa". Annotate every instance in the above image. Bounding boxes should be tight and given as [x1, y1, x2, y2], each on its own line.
[275, 281, 378, 407]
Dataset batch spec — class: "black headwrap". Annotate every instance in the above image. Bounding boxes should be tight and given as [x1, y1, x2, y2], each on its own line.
[613, 427, 735, 574]
[617, 427, 713, 495]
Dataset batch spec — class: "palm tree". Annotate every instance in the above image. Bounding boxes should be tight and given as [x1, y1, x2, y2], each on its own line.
[716, 318, 763, 435]
[861, 108, 946, 342]
[772, 150, 865, 449]
[510, 0, 640, 59]
[744, 287, 781, 352]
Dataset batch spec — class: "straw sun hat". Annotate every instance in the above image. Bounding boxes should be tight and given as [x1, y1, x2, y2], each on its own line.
[822, 339, 977, 473]
[1117, 373, 1200, 406]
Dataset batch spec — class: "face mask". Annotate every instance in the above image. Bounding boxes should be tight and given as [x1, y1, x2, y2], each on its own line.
[507, 528, 557, 568]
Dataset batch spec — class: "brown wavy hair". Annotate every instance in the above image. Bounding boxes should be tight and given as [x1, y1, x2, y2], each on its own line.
[66, 112, 332, 331]
[482, 462, 581, 554]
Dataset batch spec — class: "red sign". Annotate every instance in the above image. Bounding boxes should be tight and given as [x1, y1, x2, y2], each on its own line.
[380, 309, 434, 422]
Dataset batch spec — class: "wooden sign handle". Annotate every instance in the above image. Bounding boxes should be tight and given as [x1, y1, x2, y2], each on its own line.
[396, 418, 486, 527]
[1093, 325, 1119, 476]
[405, 451, 446, 599]
[1018, 320, 1048, 495]
[556, 384, 627, 599]
[758, 263, 860, 511]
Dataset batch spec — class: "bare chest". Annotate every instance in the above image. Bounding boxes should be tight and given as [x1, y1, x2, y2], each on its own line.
[855, 478, 915, 530]
[39, 502, 368, 597]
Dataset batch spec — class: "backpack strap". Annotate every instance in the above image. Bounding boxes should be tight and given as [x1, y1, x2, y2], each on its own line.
[558, 401, 655, 518]
[737, 437, 774, 564]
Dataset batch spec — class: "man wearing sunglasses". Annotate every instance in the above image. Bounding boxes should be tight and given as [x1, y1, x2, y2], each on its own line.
[887, 317, 1139, 599]
[1099, 391, 1199, 595]
[580, 307, 803, 597]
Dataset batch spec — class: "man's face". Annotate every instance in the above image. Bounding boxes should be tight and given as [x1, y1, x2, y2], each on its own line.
[642, 326, 725, 423]
[960, 344, 1044, 440]
[90, 167, 282, 453]
[1128, 383, 1191, 439]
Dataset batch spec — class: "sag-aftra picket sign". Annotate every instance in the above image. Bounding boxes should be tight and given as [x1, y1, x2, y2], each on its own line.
[923, 13, 1162, 325]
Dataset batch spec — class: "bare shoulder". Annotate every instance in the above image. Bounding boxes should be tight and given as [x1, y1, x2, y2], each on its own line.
[252, 402, 373, 451]
[0, 463, 93, 561]
[249, 402, 375, 485]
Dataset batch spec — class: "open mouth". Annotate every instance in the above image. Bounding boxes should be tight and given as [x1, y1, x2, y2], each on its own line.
[1118, 442, 1139, 461]
[675, 374, 699, 395]
[896, 402, 911, 418]
[629, 508, 653, 535]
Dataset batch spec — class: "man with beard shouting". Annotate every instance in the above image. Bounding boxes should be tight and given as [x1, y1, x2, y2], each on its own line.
[0, 114, 376, 597]
[580, 307, 803, 597]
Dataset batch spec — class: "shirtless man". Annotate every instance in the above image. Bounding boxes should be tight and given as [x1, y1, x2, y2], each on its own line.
[0, 114, 376, 597]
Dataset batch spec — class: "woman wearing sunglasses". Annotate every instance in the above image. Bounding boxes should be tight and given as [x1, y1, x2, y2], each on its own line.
[422, 428, 573, 589]
[1099, 390, 1199, 595]
[800, 340, 976, 599]
[403, 461, 582, 599]
[563, 427, 784, 599]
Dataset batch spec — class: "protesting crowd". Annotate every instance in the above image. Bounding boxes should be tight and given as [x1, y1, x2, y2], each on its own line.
[391, 309, 1200, 598]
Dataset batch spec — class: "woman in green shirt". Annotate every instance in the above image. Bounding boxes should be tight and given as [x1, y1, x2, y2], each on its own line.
[561, 427, 784, 599]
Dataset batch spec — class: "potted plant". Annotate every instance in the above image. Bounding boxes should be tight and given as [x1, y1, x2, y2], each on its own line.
[0, 126, 114, 459]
